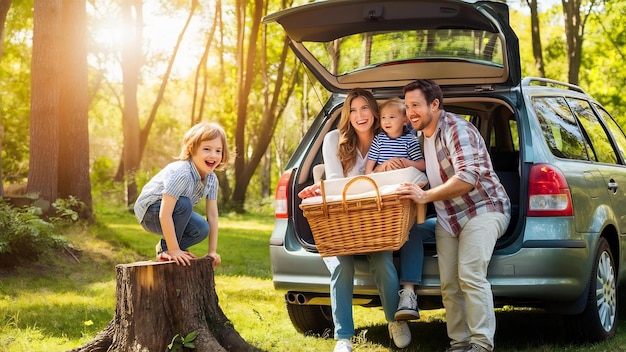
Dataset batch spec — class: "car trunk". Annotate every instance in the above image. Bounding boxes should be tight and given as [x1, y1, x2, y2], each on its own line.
[263, 0, 522, 93]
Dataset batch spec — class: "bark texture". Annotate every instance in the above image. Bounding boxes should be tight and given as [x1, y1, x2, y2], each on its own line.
[70, 257, 259, 352]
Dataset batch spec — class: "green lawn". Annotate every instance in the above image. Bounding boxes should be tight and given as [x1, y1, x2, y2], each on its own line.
[1, 203, 625, 351]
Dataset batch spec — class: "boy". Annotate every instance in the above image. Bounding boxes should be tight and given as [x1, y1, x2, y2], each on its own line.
[365, 97, 425, 174]
[134, 122, 231, 267]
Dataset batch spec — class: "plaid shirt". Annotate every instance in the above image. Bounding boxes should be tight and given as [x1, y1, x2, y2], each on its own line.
[424, 110, 510, 235]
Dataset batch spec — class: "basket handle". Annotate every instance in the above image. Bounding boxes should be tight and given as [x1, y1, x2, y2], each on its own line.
[320, 179, 328, 217]
[341, 175, 382, 212]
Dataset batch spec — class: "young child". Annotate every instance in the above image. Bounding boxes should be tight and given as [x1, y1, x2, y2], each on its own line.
[133, 122, 230, 267]
[365, 97, 425, 174]
[365, 97, 428, 322]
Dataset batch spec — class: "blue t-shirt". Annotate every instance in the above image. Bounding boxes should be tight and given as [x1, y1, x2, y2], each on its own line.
[366, 131, 423, 165]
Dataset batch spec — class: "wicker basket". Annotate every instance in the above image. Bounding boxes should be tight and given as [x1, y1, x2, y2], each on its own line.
[300, 175, 416, 257]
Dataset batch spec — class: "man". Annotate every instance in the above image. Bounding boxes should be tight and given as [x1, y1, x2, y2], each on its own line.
[397, 79, 510, 352]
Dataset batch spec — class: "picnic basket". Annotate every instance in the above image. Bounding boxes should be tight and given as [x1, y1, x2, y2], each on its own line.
[299, 175, 417, 257]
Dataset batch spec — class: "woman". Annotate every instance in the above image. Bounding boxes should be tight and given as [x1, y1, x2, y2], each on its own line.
[298, 88, 414, 352]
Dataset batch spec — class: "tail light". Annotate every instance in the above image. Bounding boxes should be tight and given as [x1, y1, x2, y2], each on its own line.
[527, 164, 573, 217]
[275, 170, 292, 219]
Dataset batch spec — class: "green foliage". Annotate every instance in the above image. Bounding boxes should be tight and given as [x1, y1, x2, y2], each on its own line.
[167, 331, 198, 351]
[50, 196, 86, 223]
[0, 198, 69, 267]
[90, 156, 115, 187]
[0, 0, 34, 183]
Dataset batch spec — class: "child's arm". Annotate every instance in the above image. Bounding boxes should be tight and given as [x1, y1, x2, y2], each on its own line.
[159, 194, 195, 266]
[365, 159, 377, 174]
[402, 158, 426, 171]
[205, 198, 221, 267]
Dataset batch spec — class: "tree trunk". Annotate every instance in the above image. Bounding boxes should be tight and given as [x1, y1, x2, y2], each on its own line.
[69, 257, 259, 352]
[0, 0, 12, 197]
[561, 0, 596, 85]
[231, 0, 297, 212]
[117, 0, 142, 205]
[28, 0, 61, 204]
[58, 0, 93, 220]
[136, 1, 198, 173]
[525, 0, 545, 78]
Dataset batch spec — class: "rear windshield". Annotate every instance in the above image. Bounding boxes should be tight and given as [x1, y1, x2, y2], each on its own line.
[302, 29, 505, 76]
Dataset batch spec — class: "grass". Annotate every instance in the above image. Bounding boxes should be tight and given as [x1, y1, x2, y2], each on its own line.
[1, 201, 626, 351]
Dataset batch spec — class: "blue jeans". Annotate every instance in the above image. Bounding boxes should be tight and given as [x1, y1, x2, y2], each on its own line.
[330, 251, 399, 340]
[399, 217, 436, 284]
[140, 197, 209, 252]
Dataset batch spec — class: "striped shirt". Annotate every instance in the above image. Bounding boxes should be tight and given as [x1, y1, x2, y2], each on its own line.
[366, 131, 423, 165]
[133, 159, 218, 222]
[422, 110, 510, 236]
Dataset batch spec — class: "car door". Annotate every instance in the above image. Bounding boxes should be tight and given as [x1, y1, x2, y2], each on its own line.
[569, 97, 626, 235]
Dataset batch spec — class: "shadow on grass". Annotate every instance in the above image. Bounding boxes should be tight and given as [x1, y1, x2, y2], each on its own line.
[357, 309, 616, 352]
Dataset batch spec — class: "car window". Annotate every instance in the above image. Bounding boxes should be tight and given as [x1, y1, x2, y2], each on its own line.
[510, 120, 519, 151]
[488, 110, 518, 153]
[568, 98, 616, 164]
[302, 29, 504, 76]
[596, 104, 626, 164]
[532, 96, 588, 160]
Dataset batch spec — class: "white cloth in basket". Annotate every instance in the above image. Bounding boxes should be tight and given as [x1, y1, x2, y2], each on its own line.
[301, 167, 428, 205]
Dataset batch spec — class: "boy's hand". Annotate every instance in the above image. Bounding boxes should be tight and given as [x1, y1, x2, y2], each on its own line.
[376, 157, 404, 172]
[165, 248, 196, 266]
[204, 252, 222, 267]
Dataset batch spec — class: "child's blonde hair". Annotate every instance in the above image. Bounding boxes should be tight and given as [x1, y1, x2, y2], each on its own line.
[177, 122, 231, 171]
[379, 97, 405, 116]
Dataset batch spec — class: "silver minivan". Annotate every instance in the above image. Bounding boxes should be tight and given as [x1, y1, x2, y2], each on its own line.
[264, 0, 626, 342]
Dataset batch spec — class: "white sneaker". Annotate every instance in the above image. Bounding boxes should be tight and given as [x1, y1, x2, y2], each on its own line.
[395, 289, 420, 320]
[388, 321, 411, 348]
[333, 339, 352, 352]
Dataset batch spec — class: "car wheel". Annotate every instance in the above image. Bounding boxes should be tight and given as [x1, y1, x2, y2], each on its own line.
[568, 237, 617, 342]
[286, 303, 334, 337]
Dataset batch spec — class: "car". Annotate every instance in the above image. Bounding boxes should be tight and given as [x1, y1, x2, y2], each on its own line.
[263, 0, 626, 342]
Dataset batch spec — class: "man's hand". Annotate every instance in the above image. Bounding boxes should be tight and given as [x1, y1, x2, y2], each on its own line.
[396, 182, 429, 204]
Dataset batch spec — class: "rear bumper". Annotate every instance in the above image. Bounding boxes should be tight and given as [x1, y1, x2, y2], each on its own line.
[271, 218, 595, 311]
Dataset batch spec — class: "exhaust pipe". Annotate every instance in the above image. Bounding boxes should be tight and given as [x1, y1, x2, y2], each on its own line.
[296, 293, 307, 304]
[286, 292, 298, 304]
[285, 292, 378, 307]
[285, 292, 310, 304]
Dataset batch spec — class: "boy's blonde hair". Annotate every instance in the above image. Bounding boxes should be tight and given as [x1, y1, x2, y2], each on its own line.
[379, 97, 405, 116]
[177, 122, 231, 171]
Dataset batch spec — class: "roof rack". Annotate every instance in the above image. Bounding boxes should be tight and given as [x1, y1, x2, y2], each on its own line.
[521, 77, 586, 94]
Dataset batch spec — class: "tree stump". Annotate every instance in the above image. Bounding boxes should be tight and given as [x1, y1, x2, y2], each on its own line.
[70, 257, 260, 352]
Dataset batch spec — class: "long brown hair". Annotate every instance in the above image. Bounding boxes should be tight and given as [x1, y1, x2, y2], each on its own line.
[336, 88, 380, 176]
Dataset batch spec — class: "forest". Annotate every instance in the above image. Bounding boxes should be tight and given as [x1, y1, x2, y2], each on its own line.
[0, 0, 625, 217]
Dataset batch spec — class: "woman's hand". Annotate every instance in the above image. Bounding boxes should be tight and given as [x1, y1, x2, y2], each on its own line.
[396, 182, 429, 204]
[297, 183, 321, 199]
